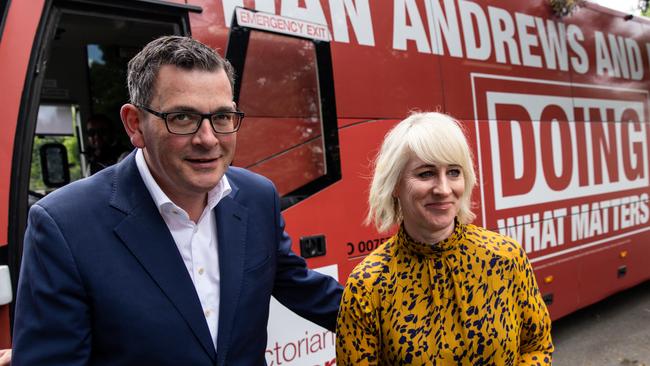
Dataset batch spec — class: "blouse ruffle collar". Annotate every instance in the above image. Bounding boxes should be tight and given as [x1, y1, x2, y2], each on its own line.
[397, 220, 464, 257]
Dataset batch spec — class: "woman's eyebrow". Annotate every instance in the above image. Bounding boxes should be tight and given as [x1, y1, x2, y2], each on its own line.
[414, 164, 437, 170]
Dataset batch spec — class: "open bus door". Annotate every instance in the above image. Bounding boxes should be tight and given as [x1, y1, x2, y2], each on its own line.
[3, 0, 200, 347]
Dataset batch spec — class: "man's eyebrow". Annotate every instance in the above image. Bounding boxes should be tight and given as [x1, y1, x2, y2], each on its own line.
[165, 105, 201, 112]
[214, 106, 236, 113]
[166, 105, 236, 113]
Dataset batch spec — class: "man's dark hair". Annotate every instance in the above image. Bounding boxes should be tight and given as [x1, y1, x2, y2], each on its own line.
[126, 35, 235, 106]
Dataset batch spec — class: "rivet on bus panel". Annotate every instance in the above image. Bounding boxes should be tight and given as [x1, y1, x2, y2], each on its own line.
[619, 250, 628, 259]
[544, 275, 554, 284]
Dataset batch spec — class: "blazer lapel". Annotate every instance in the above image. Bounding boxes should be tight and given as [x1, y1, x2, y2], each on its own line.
[215, 187, 248, 366]
[110, 154, 217, 362]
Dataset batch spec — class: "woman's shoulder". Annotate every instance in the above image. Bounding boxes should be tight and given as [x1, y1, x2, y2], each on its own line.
[347, 237, 397, 287]
[463, 224, 527, 261]
[342, 238, 397, 312]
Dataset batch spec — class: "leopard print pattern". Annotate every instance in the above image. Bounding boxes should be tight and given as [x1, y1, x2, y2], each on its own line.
[336, 222, 553, 365]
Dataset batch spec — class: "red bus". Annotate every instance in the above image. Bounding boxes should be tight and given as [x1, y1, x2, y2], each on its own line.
[1, 0, 649, 364]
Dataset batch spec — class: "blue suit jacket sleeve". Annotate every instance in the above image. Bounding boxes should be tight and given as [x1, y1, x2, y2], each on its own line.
[270, 191, 343, 332]
[13, 204, 91, 366]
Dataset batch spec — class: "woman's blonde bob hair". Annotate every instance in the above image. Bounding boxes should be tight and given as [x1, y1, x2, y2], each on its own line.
[366, 112, 477, 232]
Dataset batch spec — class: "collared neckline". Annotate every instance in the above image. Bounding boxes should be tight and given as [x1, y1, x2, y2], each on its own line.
[397, 220, 464, 257]
[134, 149, 232, 218]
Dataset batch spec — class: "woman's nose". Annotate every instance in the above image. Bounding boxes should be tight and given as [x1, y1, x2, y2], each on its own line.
[433, 176, 451, 195]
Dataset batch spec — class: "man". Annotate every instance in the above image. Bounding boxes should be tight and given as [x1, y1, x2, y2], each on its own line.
[84, 113, 129, 174]
[13, 36, 342, 365]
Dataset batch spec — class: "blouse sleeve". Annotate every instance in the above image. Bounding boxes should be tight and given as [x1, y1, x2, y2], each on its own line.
[336, 273, 380, 366]
[516, 248, 554, 365]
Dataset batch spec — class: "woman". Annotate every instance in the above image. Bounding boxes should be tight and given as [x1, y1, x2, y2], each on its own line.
[336, 112, 553, 365]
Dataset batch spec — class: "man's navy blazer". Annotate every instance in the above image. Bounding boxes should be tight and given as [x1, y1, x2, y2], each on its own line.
[12, 152, 343, 365]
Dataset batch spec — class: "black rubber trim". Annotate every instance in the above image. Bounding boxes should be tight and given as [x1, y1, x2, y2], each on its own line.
[0, 245, 7, 267]
[7, 0, 58, 336]
[0, 0, 11, 41]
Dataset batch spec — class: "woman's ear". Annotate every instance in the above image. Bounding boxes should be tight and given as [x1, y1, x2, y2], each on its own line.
[120, 104, 145, 148]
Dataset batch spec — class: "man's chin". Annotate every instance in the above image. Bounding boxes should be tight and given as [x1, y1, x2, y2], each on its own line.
[195, 173, 226, 189]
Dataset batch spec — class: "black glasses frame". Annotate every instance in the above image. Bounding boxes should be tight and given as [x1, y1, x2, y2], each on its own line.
[137, 105, 244, 135]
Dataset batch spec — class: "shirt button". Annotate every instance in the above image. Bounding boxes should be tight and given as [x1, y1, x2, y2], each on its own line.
[205, 309, 211, 317]
[198, 268, 205, 275]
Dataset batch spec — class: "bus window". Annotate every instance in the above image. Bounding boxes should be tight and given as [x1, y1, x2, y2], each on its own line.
[227, 11, 341, 209]
[234, 32, 324, 195]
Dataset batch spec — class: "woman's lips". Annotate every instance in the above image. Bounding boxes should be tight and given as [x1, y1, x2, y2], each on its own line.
[425, 202, 454, 210]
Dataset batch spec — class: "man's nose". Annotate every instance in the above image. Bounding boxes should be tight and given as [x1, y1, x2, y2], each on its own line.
[192, 118, 220, 145]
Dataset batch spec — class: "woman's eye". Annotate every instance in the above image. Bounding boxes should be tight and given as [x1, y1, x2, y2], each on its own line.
[418, 171, 434, 178]
[448, 168, 462, 178]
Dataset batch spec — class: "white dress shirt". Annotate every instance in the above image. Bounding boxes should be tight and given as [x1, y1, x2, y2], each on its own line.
[135, 149, 230, 349]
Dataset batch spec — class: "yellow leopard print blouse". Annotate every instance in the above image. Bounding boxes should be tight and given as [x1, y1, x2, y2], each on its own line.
[336, 222, 553, 365]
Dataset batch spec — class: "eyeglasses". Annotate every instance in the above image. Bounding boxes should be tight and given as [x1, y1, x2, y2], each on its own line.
[137, 105, 244, 135]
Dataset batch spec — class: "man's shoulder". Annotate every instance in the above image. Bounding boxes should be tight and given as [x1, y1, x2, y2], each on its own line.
[225, 166, 275, 192]
[35, 165, 116, 216]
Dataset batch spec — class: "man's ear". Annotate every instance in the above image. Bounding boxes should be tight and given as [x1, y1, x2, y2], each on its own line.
[120, 104, 145, 148]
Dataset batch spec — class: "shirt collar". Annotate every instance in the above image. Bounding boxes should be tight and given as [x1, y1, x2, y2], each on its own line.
[135, 148, 231, 215]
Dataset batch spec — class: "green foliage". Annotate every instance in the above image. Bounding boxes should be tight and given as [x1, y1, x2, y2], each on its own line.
[640, 0, 650, 15]
[64, 136, 82, 182]
[29, 138, 46, 193]
[548, 0, 586, 17]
